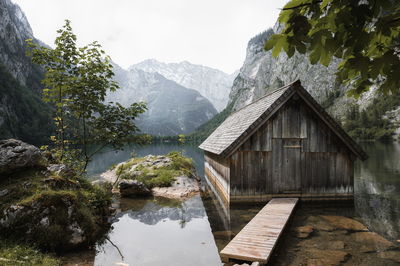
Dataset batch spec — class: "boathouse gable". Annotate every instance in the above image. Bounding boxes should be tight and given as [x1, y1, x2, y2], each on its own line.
[199, 80, 367, 202]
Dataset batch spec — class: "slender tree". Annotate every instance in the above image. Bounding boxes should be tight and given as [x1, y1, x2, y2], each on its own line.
[27, 20, 147, 171]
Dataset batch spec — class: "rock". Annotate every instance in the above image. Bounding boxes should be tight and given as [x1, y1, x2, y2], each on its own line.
[377, 251, 400, 263]
[306, 249, 350, 265]
[119, 180, 151, 197]
[233, 262, 260, 266]
[295, 225, 314, 238]
[128, 170, 143, 177]
[151, 175, 200, 199]
[359, 245, 377, 253]
[68, 222, 85, 245]
[351, 232, 395, 251]
[306, 216, 336, 232]
[0, 139, 45, 175]
[327, 240, 345, 250]
[100, 169, 117, 183]
[320, 215, 368, 231]
[0, 190, 110, 251]
[47, 164, 75, 177]
[0, 189, 9, 197]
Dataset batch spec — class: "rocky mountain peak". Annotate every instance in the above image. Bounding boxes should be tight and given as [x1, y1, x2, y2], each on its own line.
[131, 59, 236, 111]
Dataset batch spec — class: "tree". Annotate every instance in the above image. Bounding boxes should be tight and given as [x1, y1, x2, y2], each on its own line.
[265, 0, 400, 97]
[27, 20, 147, 171]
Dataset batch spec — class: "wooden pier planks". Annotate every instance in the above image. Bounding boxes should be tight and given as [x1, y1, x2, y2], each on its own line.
[220, 198, 298, 264]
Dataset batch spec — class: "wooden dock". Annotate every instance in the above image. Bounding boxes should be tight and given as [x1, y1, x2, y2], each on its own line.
[220, 198, 298, 264]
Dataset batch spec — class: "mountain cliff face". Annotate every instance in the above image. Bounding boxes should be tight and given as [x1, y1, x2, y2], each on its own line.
[0, 0, 52, 144]
[0, 0, 44, 88]
[196, 25, 400, 140]
[228, 27, 358, 120]
[107, 65, 217, 136]
[132, 59, 236, 111]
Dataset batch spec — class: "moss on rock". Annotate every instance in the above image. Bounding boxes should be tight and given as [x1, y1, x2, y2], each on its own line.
[116, 151, 194, 189]
[0, 168, 112, 252]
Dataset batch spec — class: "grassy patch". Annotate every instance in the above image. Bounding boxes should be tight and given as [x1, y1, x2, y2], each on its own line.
[0, 240, 60, 266]
[117, 151, 194, 189]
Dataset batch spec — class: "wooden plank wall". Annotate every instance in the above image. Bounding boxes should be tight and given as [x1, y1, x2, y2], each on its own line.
[204, 151, 231, 202]
[229, 96, 354, 201]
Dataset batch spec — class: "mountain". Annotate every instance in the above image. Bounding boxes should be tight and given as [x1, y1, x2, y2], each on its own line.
[131, 59, 236, 111]
[195, 25, 400, 141]
[107, 65, 218, 136]
[0, 0, 53, 144]
[228, 27, 356, 117]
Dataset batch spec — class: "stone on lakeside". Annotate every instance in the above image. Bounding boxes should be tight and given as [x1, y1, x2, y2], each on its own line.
[0, 139, 45, 175]
[119, 179, 151, 197]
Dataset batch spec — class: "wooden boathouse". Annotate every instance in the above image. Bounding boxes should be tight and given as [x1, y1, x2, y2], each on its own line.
[199, 80, 368, 204]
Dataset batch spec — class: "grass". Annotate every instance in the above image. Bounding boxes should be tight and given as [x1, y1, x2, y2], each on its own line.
[0, 241, 60, 266]
[117, 151, 194, 189]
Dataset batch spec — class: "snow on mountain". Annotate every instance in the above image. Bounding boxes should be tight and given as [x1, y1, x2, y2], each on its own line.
[107, 63, 218, 136]
[131, 59, 236, 111]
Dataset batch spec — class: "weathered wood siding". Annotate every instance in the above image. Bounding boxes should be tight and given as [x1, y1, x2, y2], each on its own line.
[229, 96, 354, 200]
[204, 151, 230, 203]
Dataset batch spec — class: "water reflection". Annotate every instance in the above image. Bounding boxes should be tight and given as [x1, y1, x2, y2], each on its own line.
[87, 142, 205, 178]
[94, 195, 221, 266]
[355, 142, 400, 240]
[87, 141, 400, 265]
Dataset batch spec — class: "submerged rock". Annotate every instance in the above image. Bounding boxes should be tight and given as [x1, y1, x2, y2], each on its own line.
[327, 240, 345, 250]
[320, 215, 368, 231]
[119, 180, 151, 197]
[295, 225, 314, 238]
[377, 250, 400, 263]
[306, 216, 336, 232]
[0, 139, 45, 175]
[351, 232, 395, 251]
[306, 249, 350, 265]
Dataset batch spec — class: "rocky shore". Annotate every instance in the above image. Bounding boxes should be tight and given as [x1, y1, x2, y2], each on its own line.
[100, 152, 200, 199]
[0, 139, 112, 264]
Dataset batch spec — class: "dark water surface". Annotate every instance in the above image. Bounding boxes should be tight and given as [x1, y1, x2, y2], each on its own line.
[85, 141, 400, 266]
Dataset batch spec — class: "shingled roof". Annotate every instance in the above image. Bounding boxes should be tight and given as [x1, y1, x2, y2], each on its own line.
[199, 80, 368, 160]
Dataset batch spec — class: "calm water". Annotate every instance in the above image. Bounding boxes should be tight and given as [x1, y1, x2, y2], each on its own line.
[86, 141, 400, 266]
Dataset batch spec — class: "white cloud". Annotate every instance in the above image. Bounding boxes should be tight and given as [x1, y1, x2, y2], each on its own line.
[12, 0, 287, 73]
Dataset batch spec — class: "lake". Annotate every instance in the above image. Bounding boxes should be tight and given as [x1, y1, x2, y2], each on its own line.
[84, 141, 400, 266]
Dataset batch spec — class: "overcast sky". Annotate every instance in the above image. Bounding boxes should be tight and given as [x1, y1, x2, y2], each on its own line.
[12, 0, 287, 73]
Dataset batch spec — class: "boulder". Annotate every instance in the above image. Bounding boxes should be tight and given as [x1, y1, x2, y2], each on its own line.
[320, 215, 368, 231]
[0, 190, 110, 250]
[47, 164, 75, 178]
[119, 180, 151, 197]
[0, 139, 45, 175]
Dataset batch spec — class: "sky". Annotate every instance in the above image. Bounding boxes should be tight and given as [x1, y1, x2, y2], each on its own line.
[12, 0, 287, 74]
